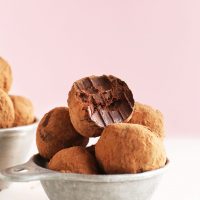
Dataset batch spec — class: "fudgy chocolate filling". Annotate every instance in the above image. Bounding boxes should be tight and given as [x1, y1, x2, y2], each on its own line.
[75, 75, 134, 127]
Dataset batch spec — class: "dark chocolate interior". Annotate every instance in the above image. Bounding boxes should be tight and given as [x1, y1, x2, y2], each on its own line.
[75, 75, 134, 127]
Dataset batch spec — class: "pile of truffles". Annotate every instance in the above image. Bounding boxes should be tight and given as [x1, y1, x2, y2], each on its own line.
[0, 57, 35, 128]
[36, 75, 166, 175]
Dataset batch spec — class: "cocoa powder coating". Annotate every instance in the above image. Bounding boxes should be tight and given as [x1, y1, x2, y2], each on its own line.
[129, 102, 165, 138]
[36, 107, 88, 160]
[0, 89, 15, 128]
[48, 146, 98, 174]
[95, 123, 166, 174]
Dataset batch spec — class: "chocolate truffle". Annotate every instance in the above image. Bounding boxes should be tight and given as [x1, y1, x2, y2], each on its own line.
[48, 146, 98, 174]
[0, 57, 13, 93]
[96, 123, 166, 174]
[10, 95, 35, 126]
[36, 107, 88, 160]
[68, 75, 135, 137]
[0, 89, 15, 128]
[129, 102, 165, 138]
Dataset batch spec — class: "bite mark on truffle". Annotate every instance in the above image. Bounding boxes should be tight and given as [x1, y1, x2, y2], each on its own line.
[75, 75, 134, 128]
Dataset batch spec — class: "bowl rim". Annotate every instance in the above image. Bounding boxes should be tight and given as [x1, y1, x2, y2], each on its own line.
[31, 154, 170, 182]
[42, 159, 170, 182]
[0, 118, 39, 134]
[1, 154, 169, 183]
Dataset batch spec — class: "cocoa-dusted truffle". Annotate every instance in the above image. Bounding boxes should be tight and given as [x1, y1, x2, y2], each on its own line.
[0, 57, 13, 93]
[96, 123, 166, 174]
[68, 75, 135, 137]
[0, 89, 15, 128]
[48, 146, 98, 174]
[129, 102, 164, 138]
[10, 95, 35, 126]
[36, 107, 89, 160]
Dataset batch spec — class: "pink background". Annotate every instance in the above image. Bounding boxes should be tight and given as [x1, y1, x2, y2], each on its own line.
[0, 0, 199, 136]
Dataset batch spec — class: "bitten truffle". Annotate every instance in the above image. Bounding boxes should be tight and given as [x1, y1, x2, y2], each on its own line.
[36, 107, 89, 160]
[0, 89, 15, 128]
[129, 102, 165, 138]
[68, 75, 135, 137]
[10, 95, 35, 126]
[96, 123, 166, 174]
[0, 57, 13, 93]
[48, 146, 98, 174]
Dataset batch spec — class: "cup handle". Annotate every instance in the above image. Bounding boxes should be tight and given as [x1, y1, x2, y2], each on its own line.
[0, 155, 59, 182]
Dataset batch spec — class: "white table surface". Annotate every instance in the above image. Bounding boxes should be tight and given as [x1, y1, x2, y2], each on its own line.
[0, 137, 200, 200]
